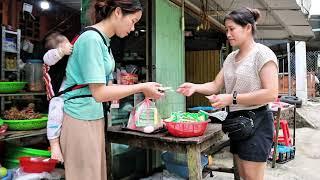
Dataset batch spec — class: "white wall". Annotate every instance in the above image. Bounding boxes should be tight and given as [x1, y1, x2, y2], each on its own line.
[310, 0, 320, 15]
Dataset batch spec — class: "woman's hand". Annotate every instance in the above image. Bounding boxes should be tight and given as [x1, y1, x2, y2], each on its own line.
[206, 94, 232, 109]
[141, 82, 164, 99]
[176, 83, 198, 96]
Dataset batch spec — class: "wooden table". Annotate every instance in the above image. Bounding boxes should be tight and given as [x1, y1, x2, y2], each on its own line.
[106, 124, 223, 180]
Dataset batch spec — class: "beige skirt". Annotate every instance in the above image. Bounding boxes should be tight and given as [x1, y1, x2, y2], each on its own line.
[60, 113, 106, 180]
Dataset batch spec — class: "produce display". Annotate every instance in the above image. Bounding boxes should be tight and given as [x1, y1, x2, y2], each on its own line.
[3, 103, 42, 120]
[164, 111, 207, 123]
[163, 111, 209, 137]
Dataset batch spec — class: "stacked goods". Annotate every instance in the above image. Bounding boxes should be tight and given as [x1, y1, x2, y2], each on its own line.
[3, 103, 41, 120]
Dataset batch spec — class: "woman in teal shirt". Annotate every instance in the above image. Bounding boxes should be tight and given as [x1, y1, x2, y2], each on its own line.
[60, 1, 163, 179]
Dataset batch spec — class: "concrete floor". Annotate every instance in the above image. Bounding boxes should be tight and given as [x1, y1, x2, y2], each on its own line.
[205, 127, 320, 180]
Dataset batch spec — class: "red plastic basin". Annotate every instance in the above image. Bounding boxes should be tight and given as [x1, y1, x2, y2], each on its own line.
[164, 120, 209, 137]
[19, 156, 58, 173]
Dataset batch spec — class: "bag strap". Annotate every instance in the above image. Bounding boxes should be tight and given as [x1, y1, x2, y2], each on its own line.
[81, 27, 111, 53]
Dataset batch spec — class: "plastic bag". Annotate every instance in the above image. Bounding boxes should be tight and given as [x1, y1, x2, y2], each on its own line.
[127, 99, 163, 133]
[13, 168, 63, 180]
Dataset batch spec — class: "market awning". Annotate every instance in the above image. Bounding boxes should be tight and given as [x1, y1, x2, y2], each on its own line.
[184, 0, 315, 41]
[308, 14, 320, 49]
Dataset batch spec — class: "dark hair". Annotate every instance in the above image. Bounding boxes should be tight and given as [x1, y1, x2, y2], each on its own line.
[224, 7, 261, 35]
[89, 0, 142, 24]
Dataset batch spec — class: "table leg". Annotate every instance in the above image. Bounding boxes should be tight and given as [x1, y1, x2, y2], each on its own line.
[272, 108, 282, 168]
[187, 145, 202, 180]
[106, 140, 113, 180]
[233, 156, 240, 180]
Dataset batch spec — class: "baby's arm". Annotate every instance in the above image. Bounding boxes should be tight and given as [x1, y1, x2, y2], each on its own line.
[43, 48, 64, 66]
[43, 42, 73, 66]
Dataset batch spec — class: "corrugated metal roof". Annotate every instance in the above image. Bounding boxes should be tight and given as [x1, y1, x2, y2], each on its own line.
[187, 0, 314, 41]
[53, 0, 315, 41]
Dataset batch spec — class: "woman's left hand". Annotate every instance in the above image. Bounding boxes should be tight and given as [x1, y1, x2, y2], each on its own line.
[206, 94, 233, 109]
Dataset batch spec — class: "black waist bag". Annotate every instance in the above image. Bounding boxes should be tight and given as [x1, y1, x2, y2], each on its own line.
[222, 107, 265, 141]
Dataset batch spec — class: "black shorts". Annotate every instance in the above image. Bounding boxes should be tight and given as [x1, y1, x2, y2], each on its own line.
[229, 107, 274, 162]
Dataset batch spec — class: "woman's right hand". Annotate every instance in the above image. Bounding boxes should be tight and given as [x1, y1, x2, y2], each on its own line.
[140, 82, 164, 99]
[176, 83, 198, 96]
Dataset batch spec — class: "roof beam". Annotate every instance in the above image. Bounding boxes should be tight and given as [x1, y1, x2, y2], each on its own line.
[170, 0, 226, 33]
[256, 0, 294, 39]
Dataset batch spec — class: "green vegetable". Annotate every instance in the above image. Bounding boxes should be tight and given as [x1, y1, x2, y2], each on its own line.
[166, 111, 207, 123]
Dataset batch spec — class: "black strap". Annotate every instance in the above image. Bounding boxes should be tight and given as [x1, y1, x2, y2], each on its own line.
[81, 27, 111, 53]
[51, 27, 112, 102]
[65, 94, 93, 102]
[55, 84, 88, 97]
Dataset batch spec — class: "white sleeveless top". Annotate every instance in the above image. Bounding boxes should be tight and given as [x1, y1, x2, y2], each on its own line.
[223, 43, 278, 112]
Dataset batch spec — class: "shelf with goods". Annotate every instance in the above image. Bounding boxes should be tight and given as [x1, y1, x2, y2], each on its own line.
[0, 26, 46, 112]
[1, 26, 21, 81]
[0, 26, 22, 112]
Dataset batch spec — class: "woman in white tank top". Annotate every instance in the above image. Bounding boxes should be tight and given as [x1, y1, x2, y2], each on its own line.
[177, 7, 278, 180]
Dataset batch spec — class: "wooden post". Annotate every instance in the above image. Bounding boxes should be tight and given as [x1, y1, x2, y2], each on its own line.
[2, 0, 8, 26]
[187, 145, 202, 180]
[9, 0, 17, 30]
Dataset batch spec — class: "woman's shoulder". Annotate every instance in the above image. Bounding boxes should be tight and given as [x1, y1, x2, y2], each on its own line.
[225, 50, 238, 62]
[254, 43, 278, 70]
[75, 31, 104, 45]
[255, 43, 277, 58]
[81, 30, 102, 39]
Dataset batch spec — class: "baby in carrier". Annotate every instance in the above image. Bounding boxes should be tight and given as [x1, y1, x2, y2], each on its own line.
[43, 32, 73, 162]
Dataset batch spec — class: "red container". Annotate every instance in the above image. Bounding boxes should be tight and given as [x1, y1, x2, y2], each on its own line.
[120, 73, 138, 85]
[164, 120, 209, 137]
[19, 157, 58, 173]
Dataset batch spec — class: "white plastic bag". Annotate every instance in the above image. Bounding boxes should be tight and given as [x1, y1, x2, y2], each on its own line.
[127, 99, 163, 133]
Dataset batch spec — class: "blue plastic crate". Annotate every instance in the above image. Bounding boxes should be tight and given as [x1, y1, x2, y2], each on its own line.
[161, 152, 208, 179]
[269, 145, 295, 163]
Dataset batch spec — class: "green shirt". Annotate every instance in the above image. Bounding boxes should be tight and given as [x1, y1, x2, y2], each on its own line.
[64, 30, 115, 120]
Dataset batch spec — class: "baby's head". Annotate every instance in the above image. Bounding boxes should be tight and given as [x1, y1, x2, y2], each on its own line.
[43, 32, 70, 50]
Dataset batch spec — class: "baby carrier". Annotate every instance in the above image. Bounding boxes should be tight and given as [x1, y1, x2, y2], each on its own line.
[43, 27, 112, 117]
[43, 27, 111, 101]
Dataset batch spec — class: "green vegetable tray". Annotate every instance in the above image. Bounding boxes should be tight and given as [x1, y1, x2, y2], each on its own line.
[1, 115, 48, 130]
[5, 144, 51, 159]
[0, 81, 27, 93]
[3, 145, 51, 168]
